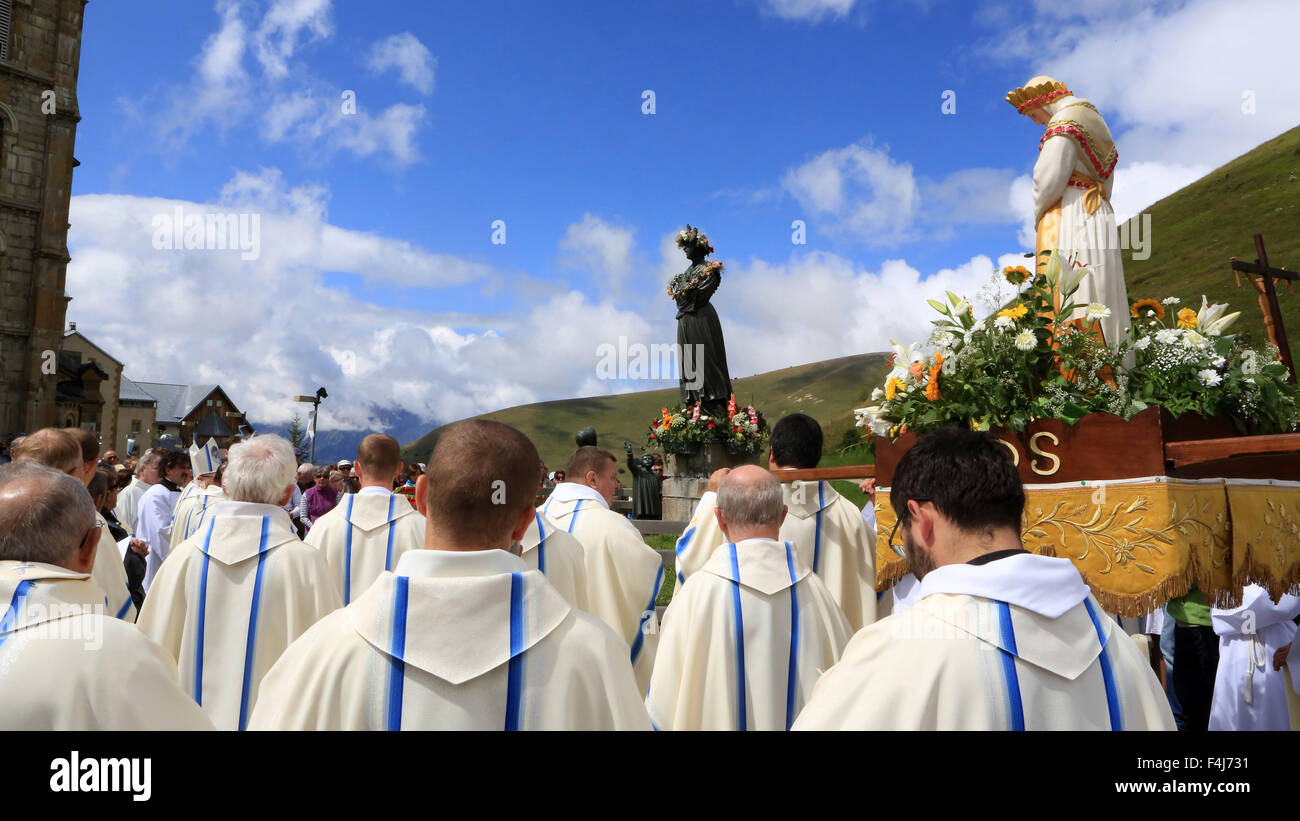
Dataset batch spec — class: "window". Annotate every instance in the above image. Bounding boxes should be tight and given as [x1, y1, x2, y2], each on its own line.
[206, 399, 213, 406]
[0, 0, 10, 62]
[131, 420, 141, 433]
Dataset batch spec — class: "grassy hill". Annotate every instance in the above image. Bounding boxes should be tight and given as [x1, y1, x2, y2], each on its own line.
[401, 352, 890, 474]
[1122, 124, 1300, 367]
[403, 124, 1300, 477]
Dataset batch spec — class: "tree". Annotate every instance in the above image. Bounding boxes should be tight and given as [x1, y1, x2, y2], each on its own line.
[287, 411, 308, 463]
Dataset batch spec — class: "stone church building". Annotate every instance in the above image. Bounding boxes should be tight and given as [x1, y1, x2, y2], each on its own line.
[0, 0, 87, 437]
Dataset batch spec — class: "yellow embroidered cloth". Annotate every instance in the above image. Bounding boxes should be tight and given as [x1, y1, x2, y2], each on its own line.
[875, 478, 1300, 616]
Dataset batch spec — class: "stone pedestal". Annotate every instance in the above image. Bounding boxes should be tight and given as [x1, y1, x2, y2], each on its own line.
[662, 442, 761, 522]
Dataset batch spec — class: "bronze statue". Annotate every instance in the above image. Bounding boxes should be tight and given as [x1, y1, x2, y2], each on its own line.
[669, 225, 733, 420]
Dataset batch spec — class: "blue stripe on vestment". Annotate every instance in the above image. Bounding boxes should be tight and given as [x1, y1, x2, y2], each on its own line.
[384, 494, 397, 570]
[1083, 599, 1123, 731]
[343, 494, 356, 604]
[630, 564, 664, 673]
[784, 541, 800, 731]
[193, 519, 216, 705]
[386, 575, 409, 731]
[728, 542, 747, 731]
[995, 600, 1025, 731]
[812, 482, 825, 573]
[505, 573, 525, 731]
[236, 516, 271, 731]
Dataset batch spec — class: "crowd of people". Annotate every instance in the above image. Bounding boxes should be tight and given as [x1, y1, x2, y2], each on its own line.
[0, 415, 1293, 731]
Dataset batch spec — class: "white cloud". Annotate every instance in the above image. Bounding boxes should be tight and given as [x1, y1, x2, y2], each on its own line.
[782, 141, 920, 246]
[560, 214, 637, 289]
[154, 0, 426, 165]
[367, 32, 437, 95]
[253, 0, 334, 80]
[1110, 160, 1211, 224]
[758, 0, 857, 22]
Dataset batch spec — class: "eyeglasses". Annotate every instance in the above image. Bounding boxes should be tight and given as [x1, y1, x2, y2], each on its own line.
[886, 497, 929, 557]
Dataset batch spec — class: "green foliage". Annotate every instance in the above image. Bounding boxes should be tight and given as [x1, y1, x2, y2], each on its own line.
[286, 411, 308, 461]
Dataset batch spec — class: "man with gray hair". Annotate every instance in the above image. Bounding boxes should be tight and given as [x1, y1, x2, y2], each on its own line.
[137, 434, 340, 731]
[115, 448, 163, 535]
[0, 462, 213, 730]
[646, 464, 851, 730]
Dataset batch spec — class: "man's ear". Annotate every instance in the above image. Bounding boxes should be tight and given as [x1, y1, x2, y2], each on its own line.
[907, 499, 934, 544]
[509, 504, 534, 544]
[72, 524, 100, 574]
[713, 506, 730, 540]
[277, 485, 294, 508]
[778, 504, 788, 529]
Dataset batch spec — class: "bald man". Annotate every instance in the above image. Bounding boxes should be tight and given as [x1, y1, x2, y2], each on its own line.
[0, 462, 213, 730]
[306, 434, 426, 604]
[647, 466, 851, 730]
[13, 429, 137, 622]
[250, 421, 650, 730]
[540, 446, 664, 693]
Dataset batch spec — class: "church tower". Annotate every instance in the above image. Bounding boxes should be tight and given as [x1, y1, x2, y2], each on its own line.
[0, 0, 87, 435]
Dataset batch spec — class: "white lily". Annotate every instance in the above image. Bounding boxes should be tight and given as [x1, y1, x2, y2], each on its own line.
[1056, 259, 1090, 300]
[888, 339, 924, 381]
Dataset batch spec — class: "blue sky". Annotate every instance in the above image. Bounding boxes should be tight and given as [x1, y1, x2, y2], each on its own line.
[65, 0, 1300, 432]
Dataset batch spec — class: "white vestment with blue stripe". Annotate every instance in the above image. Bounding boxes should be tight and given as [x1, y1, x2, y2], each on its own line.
[647, 538, 851, 731]
[674, 481, 877, 631]
[170, 485, 227, 550]
[305, 489, 426, 606]
[540, 483, 663, 694]
[794, 553, 1175, 731]
[519, 512, 589, 610]
[136, 501, 342, 731]
[249, 549, 652, 730]
[0, 561, 213, 730]
[91, 510, 137, 621]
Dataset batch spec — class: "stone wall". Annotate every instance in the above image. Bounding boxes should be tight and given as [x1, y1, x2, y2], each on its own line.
[661, 442, 761, 522]
[0, 0, 86, 435]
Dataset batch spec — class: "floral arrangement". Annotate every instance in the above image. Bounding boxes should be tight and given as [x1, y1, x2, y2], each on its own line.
[675, 224, 714, 257]
[647, 395, 768, 455]
[855, 250, 1299, 440]
[667, 260, 724, 300]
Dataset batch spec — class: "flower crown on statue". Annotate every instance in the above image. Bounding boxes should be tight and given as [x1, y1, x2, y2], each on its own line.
[675, 224, 714, 256]
[1005, 78, 1072, 114]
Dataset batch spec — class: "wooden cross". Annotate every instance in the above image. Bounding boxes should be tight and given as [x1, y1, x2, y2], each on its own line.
[1230, 233, 1296, 384]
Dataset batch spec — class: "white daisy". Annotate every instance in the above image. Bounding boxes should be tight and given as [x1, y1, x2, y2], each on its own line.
[1161, 297, 1180, 305]
[993, 316, 1015, 331]
[1084, 303, 1111, 321]
[1181, 330, 1209, 350]
[1155, 329, 1179, 344]
[1211, 356, 1226, 369]
[1197, 369, 1222, 387]
[1134, 336, 1152, 350]
[1014, 330, 1036, 351]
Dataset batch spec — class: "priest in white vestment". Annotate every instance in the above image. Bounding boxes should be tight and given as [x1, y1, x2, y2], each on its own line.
[519, 511, 589, 609]
[13, 428, 137, 621]
[0, 463, 214, 730]
[794, 428, 1174, 731]
[675, 414, 876, 631]
[137, 435, 341, 730]
[1208, 584, 1300, 731]
[250, 420, 651, 730]
[169, 439, 226, 550]
[1009, 76, 1129, 351]
[115, 449, 161, 535]
[138, 449, 192, 592]
[539, 446, 663, 693]
[648, 466, 851, 730]
[306, 434, 426, 604]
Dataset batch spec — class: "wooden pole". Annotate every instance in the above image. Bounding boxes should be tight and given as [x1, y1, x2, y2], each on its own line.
[1253, 234, 1296, 384]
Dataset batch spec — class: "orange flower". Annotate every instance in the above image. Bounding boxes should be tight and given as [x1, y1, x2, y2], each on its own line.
[998, 304, 1029, 320]
[925, 359, 942, 401]
[1129, 299, 1165, 320]
[909, 361, 925, 380]
[1177, 307, 1197, 329]
[1003, 265, 1031, 286]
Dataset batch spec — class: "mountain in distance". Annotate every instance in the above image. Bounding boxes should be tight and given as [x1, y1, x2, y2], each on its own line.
[256, 406, 439, 467]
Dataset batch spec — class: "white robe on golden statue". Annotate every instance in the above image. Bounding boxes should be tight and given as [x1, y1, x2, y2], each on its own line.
[0, 561, 213, 730]
[793, 553, 1174, 731]
[136, 501, 342, 730]
[304, 488, 426, 605]
[169, 484, 227, 550]
[540, 483, 663, 693]
[519, 512, 589, 610]
[1032, 95, 1129, 350]
[249, 549, 652, 730]
[675, 481, 876, 631]
[647, 538, 851, 731]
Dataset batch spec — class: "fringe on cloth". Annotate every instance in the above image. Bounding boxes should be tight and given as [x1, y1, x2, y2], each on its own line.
[1028, 541, 1198, 617]
[1233, 546, 1300, 606]
[874, 552, 911, 592]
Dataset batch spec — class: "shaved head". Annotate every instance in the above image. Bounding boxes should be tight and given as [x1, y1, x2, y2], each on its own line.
[0, 462, 98, 566]
[425, 420, 541, 549]
[356, 433, 401, 478]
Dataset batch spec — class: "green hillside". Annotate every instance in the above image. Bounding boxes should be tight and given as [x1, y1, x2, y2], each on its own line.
[1122, 124, 1300, 367]
[403, 125, 1300, 474]
[401, 352, 890, 473]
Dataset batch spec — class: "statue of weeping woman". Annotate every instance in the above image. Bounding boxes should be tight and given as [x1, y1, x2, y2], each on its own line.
[668, 225, 733, 420]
